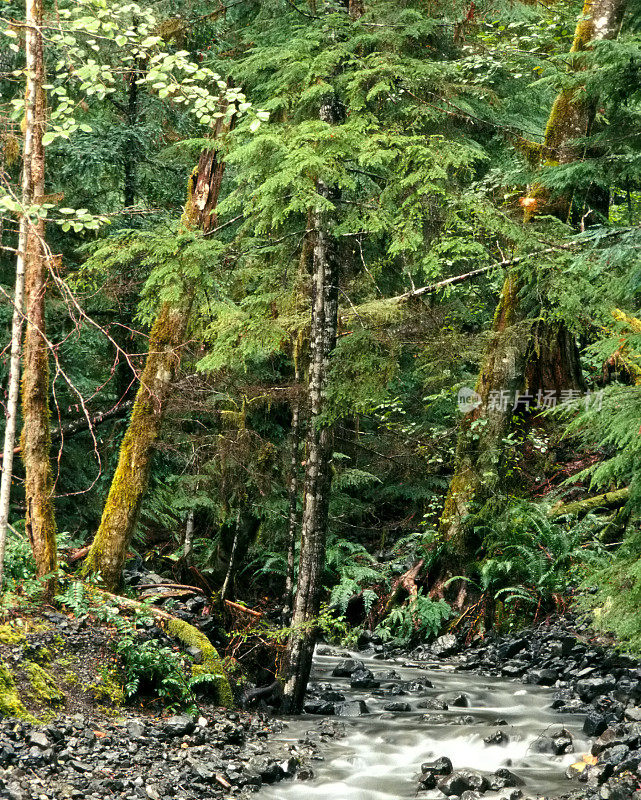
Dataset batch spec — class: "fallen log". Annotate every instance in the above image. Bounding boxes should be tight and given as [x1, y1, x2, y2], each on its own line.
[548, 487, 630, 518]
[84, 585, 234, 707]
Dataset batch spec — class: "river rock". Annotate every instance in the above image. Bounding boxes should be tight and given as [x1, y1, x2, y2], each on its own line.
[532, 727, 573, 755]
[383, 702, 411, 712]
[421, 756, 453, 777]
[417, 697, 448, 710]
[577, 676, 617, 702]
[526, 668, 557, 686]
[437, 769, 489, 796]
[331, 659, 364, 677]
[431, 634, 459, 658]
[451, 693, 470, 707]
[484, 730, 509, 746]
[304, 700, 335, 715]
[584, 711, 609, 737]
[350, 668, 380, 689]
[334, 700, 369, 717]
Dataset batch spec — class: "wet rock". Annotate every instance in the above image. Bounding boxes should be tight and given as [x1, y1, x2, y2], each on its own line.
[304, 700, 335, 715]
[501, 662, 528, 678]
[334, 700, 369, 717]
[350, 668, 380, 689]
[320, 690, 345, 702]
[432, 634, 459, 658]
[453, 715, 475, 725]
[577, 676, 617, 702]
[585, 712, 610, 737]
[437, 769, 489, 796]
[527, 668, 557, 686]
[484, 730, 509, 746]
[331, 659, 364, 678]
[417, 697, 448, 710]
[383, 702, 411, 712]
[451, 693, 470, 707]
[604, 744, 630, 766]
[497, 639, 528, 660]
[491, 768, 524, 788]
[532, 727, 573, 755]
[421, 756, 453, 778]
[297, 766, 315, 780]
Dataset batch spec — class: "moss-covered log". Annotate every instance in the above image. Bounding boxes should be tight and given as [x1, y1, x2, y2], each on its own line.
[549, 488, 630, 518]
[83, 119, 232, 591]
[91, 588, 234, 707]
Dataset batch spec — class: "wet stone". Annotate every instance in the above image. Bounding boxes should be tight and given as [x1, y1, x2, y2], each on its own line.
[331, 659, 364, 678]
[334, 700, 369, 717]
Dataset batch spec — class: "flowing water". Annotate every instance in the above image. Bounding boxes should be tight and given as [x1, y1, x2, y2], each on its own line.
[259, 647, 588, 800]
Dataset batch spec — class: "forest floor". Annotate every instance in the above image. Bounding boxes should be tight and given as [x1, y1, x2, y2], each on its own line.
[1, 602, 640, 800]
[0, 608, 328, 800]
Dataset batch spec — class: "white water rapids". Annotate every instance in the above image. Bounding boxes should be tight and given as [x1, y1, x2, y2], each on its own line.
[258, 647, 588, 800]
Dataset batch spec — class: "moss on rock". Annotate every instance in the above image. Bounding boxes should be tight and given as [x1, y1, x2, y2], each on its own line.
[24, 661, 64, 705]
[0, 623, 26, 645]
[88, 669, 124, 707]
[0, 660, 37, 722]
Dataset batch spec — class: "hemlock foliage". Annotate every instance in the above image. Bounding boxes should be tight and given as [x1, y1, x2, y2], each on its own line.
[1, 0, 641, 670]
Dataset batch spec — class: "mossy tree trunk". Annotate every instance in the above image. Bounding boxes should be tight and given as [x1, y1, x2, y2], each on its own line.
[83, 120, 231, 591]
[0, 0, 43, 589]
[437, 0, 626, 571]
[20, 0, 57, 594]
[281, 101, 341, 715]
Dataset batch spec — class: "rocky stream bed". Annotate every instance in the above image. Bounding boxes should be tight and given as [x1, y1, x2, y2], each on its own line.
[2, 610, 641, 800]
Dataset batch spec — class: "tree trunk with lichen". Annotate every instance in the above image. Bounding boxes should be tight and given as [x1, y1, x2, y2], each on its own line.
[437, 0, 625, 569]
[83, 119, 231, 591]
[0, 0, 42, 590]
[281, 101, 341, 715]
[19, 0, 58, 595]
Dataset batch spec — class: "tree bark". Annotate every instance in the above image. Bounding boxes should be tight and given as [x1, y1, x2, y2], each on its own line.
[19, 0, 58, 594]
[182, 508, 195, 565]
[220, 509, 240, 602]
[83, 119, 231, 590]
[437, 0, 626, 565]
[281, 99, 341, 714]
[0, 0, 40, 588]
[123, 62, 139, 208]
[284, 356, 302, 615]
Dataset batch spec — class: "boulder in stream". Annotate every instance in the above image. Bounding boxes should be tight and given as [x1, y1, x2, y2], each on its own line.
[437, 768, 489, 796]
[331, 659, 364, 678]
[334, 700, 369, 717]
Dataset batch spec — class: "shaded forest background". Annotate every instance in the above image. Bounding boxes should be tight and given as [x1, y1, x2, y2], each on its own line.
[1, 0, 641, 706]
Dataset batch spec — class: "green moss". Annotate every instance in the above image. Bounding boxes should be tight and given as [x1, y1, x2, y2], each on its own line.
[24, 662, 64, 705]
[88, 669, 124, 707]
[165, 618, 234, 707]
[0, 660, 37, 722]
[0, 624, 26, 645]
[62, 671, 79, 686]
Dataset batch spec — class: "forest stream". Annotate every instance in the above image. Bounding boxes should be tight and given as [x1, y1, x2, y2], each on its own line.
[259, 647, 588, 800]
